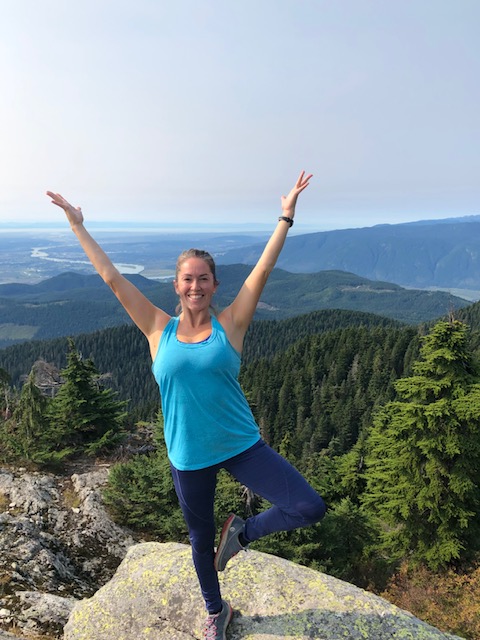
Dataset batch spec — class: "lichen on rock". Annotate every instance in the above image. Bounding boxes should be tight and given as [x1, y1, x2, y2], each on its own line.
[64, 542, 462, 640]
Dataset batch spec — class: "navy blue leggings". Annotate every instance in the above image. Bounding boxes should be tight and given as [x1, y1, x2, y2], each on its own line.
[170, 439, 326, 613]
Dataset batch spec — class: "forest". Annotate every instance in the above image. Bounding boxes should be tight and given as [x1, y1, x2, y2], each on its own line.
[1, 304, 480, 638]
[0, 266, 469, 349]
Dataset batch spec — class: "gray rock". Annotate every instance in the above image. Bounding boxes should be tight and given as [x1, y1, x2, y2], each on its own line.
[16, 591, 76, 637]
[0, 471, 60, 515]
[0, 631, 20, 640]
[64, 542, 462, 640]
[0, 464, 135, 638]
[69, 470, 134, 561]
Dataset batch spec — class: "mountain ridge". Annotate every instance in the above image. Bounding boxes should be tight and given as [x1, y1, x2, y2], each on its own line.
[0, 268, 469, 349]
[216, 219, 480, 290]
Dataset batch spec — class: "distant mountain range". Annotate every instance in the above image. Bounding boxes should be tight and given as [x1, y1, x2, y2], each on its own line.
[216, 217, 480, 291]
[0, 267, 469, 349]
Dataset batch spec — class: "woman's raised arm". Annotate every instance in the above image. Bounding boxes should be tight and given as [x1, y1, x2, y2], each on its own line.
[46, 192, 170, 353]
[218, 171, 312, 352]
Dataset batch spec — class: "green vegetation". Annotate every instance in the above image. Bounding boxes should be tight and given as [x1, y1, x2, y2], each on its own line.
[241, 324, 419, 456]
[0, 308, 406, 423]
[363, 320, 480, 568]
[2, 307, 480, 637]
[0, 323, 38, 342]
[0, 339, 126, 466]
[0, 266, 469, 348]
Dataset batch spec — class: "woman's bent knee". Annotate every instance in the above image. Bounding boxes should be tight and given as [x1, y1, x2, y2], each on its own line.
[299, 495, 326, 525]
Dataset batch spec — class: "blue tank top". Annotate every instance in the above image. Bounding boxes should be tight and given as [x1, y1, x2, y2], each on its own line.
[152, 316, 260, 470]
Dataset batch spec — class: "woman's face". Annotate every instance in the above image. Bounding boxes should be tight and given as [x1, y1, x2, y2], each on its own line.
[174, 257, 218, 312]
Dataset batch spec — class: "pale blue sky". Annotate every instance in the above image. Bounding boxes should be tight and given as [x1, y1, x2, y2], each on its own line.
[0, 0, 478, 230]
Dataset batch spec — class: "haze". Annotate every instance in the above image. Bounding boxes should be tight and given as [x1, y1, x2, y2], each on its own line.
[0, 1, 478, 230]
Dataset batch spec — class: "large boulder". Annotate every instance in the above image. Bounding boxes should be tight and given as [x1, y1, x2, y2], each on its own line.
[64, 542, 461, 640]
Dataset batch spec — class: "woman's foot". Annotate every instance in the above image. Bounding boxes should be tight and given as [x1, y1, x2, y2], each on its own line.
[203, 600, 233, 639]
[214, 513, 248, 572]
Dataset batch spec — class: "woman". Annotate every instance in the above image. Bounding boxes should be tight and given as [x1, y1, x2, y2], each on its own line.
[47, 171, 326, 640]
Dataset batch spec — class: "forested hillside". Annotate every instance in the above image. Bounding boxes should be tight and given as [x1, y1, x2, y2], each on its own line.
[0, 309, 405, 421]
[0, 267, 468, 348]
[241, 324, 419, 456]
[2, 306, 480, 637]
[216, 217, 480, 290]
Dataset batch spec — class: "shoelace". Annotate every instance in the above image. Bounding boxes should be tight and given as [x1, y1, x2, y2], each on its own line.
[203, 613, 220, 639]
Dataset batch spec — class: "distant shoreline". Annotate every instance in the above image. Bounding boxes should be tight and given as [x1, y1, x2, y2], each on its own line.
[0, 224, 302, 235]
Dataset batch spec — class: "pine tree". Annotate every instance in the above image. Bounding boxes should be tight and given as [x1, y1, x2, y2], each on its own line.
[362, 320, 480, 568]
[47, 338, 127, 456]
[0, 370, 50, 462]
[0, 367, 12, 419]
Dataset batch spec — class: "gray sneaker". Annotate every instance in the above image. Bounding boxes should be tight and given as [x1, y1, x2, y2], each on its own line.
[203, 599, 233, 640]
[214, 513, 247, 572]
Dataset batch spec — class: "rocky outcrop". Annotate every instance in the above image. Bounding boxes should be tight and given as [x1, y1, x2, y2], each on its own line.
[0, 631, 20, 640]
[0, 465, 134, 638]
[65, 541, 461, 640]
[0, 464, 465, 640]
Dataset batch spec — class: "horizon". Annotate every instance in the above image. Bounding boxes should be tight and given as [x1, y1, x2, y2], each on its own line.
[1, 212, 480, 236]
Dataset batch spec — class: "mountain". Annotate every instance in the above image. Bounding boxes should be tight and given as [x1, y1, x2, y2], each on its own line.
[215, 218, 480, 291]
[0, 268, 469, 348]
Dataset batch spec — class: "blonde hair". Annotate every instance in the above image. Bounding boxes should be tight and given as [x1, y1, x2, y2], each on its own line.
[175, 248, 218, 284]
[174, 248, 219, 315]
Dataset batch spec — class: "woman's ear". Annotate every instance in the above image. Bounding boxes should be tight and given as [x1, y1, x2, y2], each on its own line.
[173, 279, 179, 295]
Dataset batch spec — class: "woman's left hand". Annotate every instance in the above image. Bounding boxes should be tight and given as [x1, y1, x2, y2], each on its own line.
[281, 170, 313, 218]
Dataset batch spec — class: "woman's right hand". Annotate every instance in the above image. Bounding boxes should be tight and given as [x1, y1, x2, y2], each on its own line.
[46, 191, 84, 227]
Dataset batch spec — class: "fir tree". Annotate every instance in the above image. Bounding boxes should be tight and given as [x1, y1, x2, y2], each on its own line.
[363, 320, 480, 568]
[47, 338, 127, 456]
[0, 367, 12, 419]
[0, 370, 50, 462]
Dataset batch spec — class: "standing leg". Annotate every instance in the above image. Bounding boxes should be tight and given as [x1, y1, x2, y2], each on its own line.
[170, 463, 223, 614]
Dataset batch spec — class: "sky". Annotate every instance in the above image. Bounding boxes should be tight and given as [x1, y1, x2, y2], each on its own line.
[0, 0, 479, 231]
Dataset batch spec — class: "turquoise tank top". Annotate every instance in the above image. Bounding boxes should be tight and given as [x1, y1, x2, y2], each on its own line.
[152, 316, 260, 470]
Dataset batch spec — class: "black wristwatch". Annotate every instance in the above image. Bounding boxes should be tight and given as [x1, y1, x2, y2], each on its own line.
[278, 216, 294, 227]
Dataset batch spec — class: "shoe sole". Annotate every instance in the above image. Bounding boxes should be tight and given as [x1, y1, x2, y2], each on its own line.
[214, 513, 237, 572]
[219, 603, 233, 640]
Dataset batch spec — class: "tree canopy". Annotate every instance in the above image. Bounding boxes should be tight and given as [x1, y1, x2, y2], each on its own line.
[363, 320, 480, 568]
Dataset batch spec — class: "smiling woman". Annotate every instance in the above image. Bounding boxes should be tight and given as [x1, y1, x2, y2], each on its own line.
[174, 249, 219, 324]
[46, 172, 326, 640]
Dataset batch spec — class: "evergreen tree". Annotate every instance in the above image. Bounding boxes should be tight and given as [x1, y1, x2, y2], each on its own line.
[363, 320, 480, 568]
[0, 370, 50, 463]
[0, 367, 12, 419]
[47, 338, 127, 456]
[103, 412, 185, 537]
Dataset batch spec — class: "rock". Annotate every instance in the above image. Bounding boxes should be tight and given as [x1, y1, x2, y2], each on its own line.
[0, 631, 19, 640]
[69, 470, 134, 562]
[64, 542, 461, 640]
[0, 464, 135, 638]
[16, 591, 76, 637]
